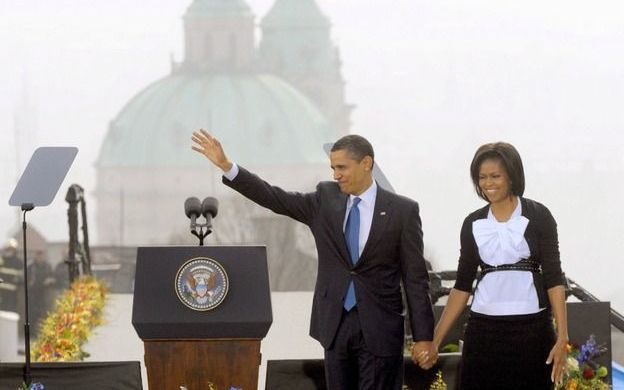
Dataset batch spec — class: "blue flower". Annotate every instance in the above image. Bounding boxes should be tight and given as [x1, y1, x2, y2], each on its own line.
[30, 383, 45, 390]
[228, 387, 242, 390]
[576, 334, 598, 366]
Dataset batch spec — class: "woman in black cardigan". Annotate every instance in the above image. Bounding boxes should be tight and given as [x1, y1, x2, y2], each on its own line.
[427, 142, 568, 389]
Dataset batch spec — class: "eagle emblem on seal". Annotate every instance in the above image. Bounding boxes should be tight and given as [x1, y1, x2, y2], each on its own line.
[175, 257, 229, 311]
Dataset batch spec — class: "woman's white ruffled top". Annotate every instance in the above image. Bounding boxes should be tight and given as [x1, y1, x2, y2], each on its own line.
[470, 199, 541, 316]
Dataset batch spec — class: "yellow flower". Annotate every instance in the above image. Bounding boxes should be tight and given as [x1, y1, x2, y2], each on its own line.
[565, 378, 577, 390]
[566, 356, 579, 372]
[31, 276, 107, 362]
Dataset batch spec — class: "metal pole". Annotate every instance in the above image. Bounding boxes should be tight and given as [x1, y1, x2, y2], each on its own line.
[21, 204, 34, 385]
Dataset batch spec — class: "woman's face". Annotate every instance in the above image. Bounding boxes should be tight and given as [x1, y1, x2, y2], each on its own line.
[478, 158, 512, 204]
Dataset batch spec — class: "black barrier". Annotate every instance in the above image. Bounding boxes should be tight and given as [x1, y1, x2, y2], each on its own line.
[266, 302, 612, 389]
[266, 359, 326, 390]
[0, 361, 142, 390]
[566, 301, 612, 384]
[404, 354, 461, 390]
[266, 355, 461, 390]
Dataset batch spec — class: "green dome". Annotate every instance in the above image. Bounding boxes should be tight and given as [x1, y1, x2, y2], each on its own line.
[185, 0, 252, 17]
[97, 73, 334, 167]
[261, 0, 330, 29]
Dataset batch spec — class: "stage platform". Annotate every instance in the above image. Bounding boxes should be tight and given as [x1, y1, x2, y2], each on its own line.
[82, 293, 624, 390]
[3, 292, 623, 389]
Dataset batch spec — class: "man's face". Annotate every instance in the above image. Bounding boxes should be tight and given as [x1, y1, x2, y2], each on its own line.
[330, 149, 373, 196]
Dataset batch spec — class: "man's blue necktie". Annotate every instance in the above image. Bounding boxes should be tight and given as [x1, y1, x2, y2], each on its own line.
[343, 197, 361, 311]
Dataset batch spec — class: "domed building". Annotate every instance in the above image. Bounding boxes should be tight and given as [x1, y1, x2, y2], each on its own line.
[94, 0, 352, 290]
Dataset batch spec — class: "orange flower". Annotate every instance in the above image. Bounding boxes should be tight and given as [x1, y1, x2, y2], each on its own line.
[565, 378, 577, 390]
[31, 276, 107, 362]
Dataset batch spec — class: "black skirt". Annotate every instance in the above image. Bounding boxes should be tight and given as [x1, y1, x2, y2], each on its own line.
[460, 309, 556, 390]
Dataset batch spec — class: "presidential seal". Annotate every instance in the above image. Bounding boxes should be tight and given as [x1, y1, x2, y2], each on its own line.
[175, 257, 229, 311]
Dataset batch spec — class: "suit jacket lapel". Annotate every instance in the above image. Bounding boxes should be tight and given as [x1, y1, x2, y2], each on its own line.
[358, 188, 392, 264]
[330, 191, 352, 266]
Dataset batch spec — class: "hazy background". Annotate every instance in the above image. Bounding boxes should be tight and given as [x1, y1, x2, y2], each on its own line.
[1, 0, 623, 310]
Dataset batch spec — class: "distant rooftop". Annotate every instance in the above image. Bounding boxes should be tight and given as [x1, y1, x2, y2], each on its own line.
[185, 0, 253, 17]
[261, 0, 330, 29]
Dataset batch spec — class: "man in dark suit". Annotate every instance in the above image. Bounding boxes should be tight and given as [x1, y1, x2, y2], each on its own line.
[192, 130, 435, 389]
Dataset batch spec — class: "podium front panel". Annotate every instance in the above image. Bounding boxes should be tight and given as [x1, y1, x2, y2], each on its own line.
[132, 245, 272, 339]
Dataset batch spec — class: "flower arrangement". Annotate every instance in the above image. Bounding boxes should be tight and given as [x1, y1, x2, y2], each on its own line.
[428, 370, 448, 390]
[440, 343, 460, 353]
[30, 276, 108, 361]
[402, 370, 447, 390]
[558, 335, 610, 390]
[17, 383, 44, 390]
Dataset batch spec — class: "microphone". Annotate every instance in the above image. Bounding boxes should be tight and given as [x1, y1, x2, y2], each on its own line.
[184, 196, 219, 245]
[201, 197, 219, 230]
[201, 197, 218, 218]
[184, 197, 202, 231]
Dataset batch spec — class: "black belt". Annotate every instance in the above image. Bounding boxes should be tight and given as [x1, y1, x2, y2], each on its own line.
[480, 258, 540, 277]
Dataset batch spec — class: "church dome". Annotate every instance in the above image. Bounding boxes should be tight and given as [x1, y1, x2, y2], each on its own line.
[96, 72, 335, 168]
[261, 0, 330, 29]
[185, 0, 252, 17]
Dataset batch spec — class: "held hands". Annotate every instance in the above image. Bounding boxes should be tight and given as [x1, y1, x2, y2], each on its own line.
[546, 337, 568, 386]
[191, 129, 233, 172]
[411, 341, 438, 370]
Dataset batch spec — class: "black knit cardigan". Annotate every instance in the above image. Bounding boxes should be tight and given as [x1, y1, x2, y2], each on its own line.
[453, 197, 566, 308]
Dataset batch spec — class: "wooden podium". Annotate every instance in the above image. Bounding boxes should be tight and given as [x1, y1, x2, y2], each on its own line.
[132, 246, 273, 390]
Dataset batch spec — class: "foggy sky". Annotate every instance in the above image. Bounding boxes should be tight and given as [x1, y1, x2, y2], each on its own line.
[1, 0, 623, 310]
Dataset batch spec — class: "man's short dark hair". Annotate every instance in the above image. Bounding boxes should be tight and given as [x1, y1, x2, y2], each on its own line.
[470, 142, 525, 201]
[331, 134, 375, 164]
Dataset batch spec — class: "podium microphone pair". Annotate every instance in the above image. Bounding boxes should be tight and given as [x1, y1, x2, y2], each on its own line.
[184, 196, 218, 246]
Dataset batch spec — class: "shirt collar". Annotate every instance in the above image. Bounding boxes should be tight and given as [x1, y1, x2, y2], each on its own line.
[349, 180, 377, 208]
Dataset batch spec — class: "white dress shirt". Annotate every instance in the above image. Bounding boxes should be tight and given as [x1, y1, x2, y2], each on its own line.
[223, 163, 240, 181]
[344, 181, 377, 258]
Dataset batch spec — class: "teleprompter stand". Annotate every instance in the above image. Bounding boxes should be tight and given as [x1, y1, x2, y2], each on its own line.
[8, 146, 78, 385]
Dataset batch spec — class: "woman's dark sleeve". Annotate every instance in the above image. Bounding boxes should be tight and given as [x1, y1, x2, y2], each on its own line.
[453, 216, 480, 292]
[538, 205, 566, 289]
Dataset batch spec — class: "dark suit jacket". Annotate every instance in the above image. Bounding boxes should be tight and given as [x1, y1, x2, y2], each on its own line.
[223, 166, 434, 356]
